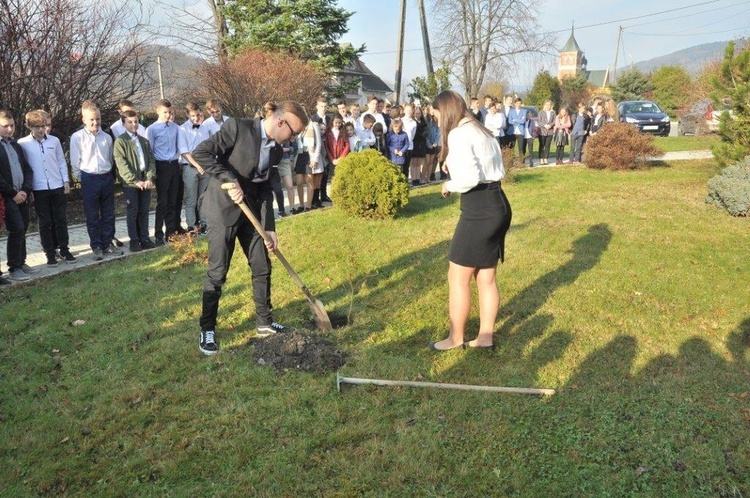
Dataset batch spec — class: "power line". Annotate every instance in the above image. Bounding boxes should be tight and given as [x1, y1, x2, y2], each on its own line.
[546, 0, 721, 34]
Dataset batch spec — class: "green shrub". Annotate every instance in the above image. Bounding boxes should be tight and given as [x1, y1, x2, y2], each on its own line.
[583, 121, 665, 171]
[706, 157, 750, 216]
[331, 149, 409, 219]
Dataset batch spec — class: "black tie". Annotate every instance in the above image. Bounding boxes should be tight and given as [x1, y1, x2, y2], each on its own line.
[193, 124, 200, 129]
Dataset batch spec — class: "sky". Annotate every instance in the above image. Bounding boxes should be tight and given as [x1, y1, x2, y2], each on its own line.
[338, 0, 750, 92]
[150, 0, 750, 93]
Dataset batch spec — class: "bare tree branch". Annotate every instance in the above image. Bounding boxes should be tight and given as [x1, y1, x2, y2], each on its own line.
[429, 0, 551, 98]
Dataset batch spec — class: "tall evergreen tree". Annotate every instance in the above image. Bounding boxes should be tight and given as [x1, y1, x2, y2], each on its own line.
[611, 69, 652, 102]
[222, 0, 362, 75]
[526, 70, 561, 109]
[711, 40, 750, 166]
[651, 66, 691, 117]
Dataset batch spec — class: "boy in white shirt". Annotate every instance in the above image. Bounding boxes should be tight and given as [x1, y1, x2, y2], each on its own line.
[18, 110, 76, 265]
[202, 99, 230, 137]
[179, 102, 210, 234]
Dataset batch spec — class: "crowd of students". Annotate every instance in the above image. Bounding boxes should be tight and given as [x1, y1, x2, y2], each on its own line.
[0, 98, 232, 285]
[468, 94, 612, 166]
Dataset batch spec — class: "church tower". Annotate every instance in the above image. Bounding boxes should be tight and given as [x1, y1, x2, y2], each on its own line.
[558, 24, 586, 81]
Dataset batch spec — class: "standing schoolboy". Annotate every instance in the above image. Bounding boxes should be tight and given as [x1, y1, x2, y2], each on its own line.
[0, 109, 37, 280]
[114, 110, 157, 252]
[146, 99, 182, 245]
[179, 102, 210, 234]
[110, 99, 146, 138]
[203, 99, 230, 137]
[70, 103, 122, 260]
[18, 110, 76, 266]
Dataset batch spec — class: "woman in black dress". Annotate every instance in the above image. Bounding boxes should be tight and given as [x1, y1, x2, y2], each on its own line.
[429, 90, 512, 351]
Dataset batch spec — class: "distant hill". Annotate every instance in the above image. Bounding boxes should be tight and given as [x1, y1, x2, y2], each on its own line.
[619, 39, 745, 76]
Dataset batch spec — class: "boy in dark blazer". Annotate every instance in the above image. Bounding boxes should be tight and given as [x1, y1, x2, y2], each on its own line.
[191, 101, 308, 356]
[0, 110, 36, 281]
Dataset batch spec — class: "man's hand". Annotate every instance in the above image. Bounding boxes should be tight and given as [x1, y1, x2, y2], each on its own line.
[13, 191, 26, 204]
[221, 181, 244, 204]
[264, 230, 278, 252]
[143, 180, 154, 190]
[63, 182, 70, 195]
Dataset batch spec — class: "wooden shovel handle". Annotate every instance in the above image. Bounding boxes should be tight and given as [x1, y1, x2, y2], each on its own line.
[220, 183, 316, 300]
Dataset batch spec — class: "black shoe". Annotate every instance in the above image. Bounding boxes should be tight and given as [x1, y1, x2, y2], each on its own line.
[140, 239, 156, 249]
[46, 253, 59, 266]
[200, 224, 208, 235]
[154, 237, 165, 246]
[256, 322, 288, 337]
[59, 250, 77, 263]
[129, 241, 142, 252]
[321, 196, 332, 203]
[114, 238, 124, 247]
[0, 276, 11, 286]
[92, 248, 104, 261]
[278, 210, 287, 217]
[199, 330, 219, 356]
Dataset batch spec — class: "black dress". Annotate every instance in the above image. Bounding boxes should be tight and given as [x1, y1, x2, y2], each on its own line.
[449, 182, 512, 268]
[411, 119, 428, 158]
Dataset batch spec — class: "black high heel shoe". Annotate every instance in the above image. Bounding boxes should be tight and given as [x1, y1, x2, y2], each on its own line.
[463, 342, 495, 350]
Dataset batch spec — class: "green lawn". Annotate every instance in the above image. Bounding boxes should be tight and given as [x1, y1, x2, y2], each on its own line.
[2, 160, 749, 496]
[653, 134, 720, 152]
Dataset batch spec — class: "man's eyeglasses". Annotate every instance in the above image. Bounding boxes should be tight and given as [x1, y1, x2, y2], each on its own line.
[279, 117, 302, 139]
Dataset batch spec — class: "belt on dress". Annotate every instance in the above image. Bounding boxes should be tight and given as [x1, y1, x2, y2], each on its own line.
[469, 182, 500, 192]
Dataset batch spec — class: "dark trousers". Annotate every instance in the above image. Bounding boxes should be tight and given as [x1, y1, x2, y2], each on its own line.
[571, 134, 585, 162]
[556, 144, 566, 162]
[80, 171, 115, 250]
[270, 167, 284, 213]
[524, 137, 534, 163]
[515, 134, 525, 159]
[33, 187, 69, 255]
[539, 135, 553, 160]
[4, 199, 29, 271]
[123, 186, 151, 243]
[200, 212, 273, 331]
[320, 158, 331, 200]
[155, 161, 181, 239]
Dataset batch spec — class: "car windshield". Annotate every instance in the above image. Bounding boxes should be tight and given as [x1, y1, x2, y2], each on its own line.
[624, 102, 663, 114]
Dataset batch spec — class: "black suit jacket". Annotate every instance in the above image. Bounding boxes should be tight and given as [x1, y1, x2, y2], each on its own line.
[0, 139, 33, 199]
[192, 118, 282, 229]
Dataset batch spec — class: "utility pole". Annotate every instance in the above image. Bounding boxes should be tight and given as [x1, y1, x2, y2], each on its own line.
[156, 55, 165, 99]
[394, 0, 407, 104]
[611, 26, 623, 85]
[418, 0, 434, 75]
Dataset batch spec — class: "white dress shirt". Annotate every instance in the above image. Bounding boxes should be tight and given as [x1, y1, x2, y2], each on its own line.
[444, 118, 505, 194]
[70, 128, 114, 178]
[483, 112, 506, 138]
[110, 119, 146, 139]
[178, 121, 210, 163]
[18, 134, 69, 190]
[402, 116, 417, 151]
[203, 115, 230, 137]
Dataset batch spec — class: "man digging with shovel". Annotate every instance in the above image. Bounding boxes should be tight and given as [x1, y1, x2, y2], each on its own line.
[191, 101, 308, 356]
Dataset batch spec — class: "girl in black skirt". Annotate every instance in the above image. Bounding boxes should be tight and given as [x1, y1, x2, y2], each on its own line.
[429, 90, 512, 351]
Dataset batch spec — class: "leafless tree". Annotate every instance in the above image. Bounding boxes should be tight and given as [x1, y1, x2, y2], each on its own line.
[429, 0, 549, 99]
[150, 0, 228, 62]
[0, 0, 153, 140]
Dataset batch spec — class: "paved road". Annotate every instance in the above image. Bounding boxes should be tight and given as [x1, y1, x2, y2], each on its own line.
[0, 149, 715, 285]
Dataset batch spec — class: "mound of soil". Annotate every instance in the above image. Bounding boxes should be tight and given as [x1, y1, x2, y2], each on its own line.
[252, 331, 346, 373]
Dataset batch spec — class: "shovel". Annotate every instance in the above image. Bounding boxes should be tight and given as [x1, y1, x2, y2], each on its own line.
[220, 182, 333, 331]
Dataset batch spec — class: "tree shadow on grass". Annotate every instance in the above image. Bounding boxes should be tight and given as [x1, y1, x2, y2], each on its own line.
[537, 318, 750, 495]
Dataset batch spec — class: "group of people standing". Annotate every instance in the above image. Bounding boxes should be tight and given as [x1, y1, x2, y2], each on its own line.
[469, 94, 611, 166]
[0, 97, 231, 284]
